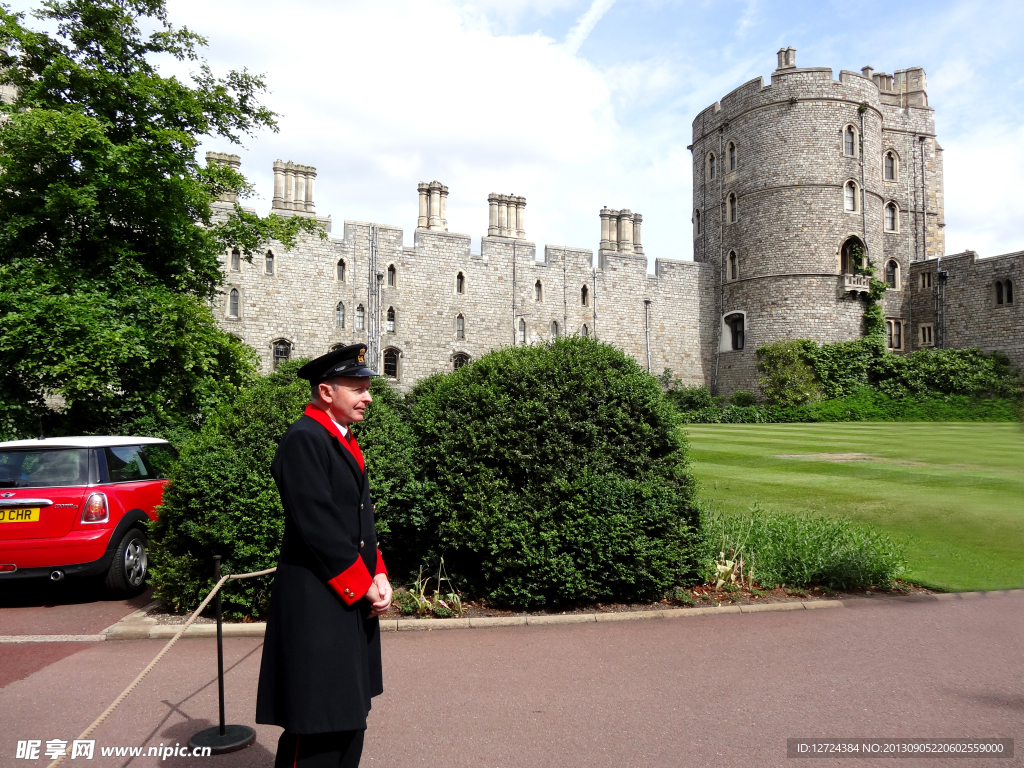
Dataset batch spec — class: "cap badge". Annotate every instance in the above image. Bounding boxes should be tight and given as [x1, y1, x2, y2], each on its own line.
[357, 349, 365, 364]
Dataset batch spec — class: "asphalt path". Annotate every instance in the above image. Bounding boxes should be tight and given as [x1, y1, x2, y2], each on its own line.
[1, 592, 1020, 767]
[0, 580, 153, 690]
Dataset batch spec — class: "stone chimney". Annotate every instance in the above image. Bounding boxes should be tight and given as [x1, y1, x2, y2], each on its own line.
[487, 193, 526, 239]
[206, 151, 241, 203]
[272, 160, 316, 215]
[599, 207, 643, 254]
[417, 181, 449, 231]
[776, 46, 796, 70]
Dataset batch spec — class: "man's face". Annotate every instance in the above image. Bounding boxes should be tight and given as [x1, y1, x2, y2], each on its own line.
[319, 377, 372, 425]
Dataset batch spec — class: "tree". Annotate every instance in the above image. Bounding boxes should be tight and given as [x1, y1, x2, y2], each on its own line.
[0, 0, 323, 438]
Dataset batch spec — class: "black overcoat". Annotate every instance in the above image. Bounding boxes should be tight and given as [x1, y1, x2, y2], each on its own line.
[256, 406, 384, 733]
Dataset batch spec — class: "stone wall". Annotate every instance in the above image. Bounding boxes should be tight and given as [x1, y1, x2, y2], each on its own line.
[910, 251, 1024, 369]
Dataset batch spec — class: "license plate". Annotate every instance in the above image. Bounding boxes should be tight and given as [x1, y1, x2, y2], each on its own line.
[0, 508, 40, 523]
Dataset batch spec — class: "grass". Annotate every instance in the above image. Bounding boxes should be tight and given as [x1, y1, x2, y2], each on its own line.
[684, 422, 1024, 592]
[705, 506, 908, 590]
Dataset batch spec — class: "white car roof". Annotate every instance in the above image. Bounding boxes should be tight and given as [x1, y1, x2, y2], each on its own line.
[0, 436, 170, 449]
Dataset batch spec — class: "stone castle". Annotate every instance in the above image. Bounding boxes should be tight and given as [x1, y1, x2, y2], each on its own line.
[213, 48, 1022, 394]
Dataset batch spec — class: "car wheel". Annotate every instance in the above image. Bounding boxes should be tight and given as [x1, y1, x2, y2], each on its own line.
[105, 528, 149, 597]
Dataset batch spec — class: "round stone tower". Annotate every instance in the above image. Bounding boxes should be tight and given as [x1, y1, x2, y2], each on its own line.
[692, 47, 939, 396]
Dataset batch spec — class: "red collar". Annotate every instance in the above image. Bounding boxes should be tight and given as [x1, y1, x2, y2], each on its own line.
[303, 404, 365, 473]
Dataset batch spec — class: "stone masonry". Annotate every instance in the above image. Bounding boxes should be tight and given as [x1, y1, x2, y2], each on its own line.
[212, 49, 1019, 395]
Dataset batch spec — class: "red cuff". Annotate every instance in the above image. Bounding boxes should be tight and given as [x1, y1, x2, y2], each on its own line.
[328, 557, 374, 606]
[375, 549, 388, 578]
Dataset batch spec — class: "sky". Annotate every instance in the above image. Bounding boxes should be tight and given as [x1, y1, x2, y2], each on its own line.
[12, 0, 1024, 265]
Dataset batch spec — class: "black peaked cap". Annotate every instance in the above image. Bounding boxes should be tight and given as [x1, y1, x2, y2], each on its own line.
[297, 343, 378, 383]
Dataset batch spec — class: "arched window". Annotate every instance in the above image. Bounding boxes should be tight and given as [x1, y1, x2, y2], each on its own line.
[707, 152, 716, 180]
[456, 272, 465, 294]
[728, 194, 737, 224]
[728, 141, 736, 171]
[386, 306, 395, 333]
[995, 279, 1014, 305]
[387, 264, 396, 287]
[265, 250, 275, 275]
[535, 280, 542, 301]
[728, 251, 738, 281]
[337, 259, 346, 281]
[725, 313, 744, 350]
[885, 203, 897, 232]
[230, 248, 240, 271]
[581, 324, 589, 338]
[840, 238, 863, 274]
[356, 304, 365, 330]
[550, 321, 559, 338]
[456, 313, 465, 340]
[518, 318, 526, 344]
[844, 181, 857, 212]
[885, 260, 898, 289]
[453, 353, 469, 370]
[884, 151, 896, 181]
[272, 339, 291, 370]
[383, 349, 398, 379]
[581, 285, 589, 306]
[694, 209, 701, 236]
[228, 288, 239, 318]
[844, 125, 856, 157]
[335, 301, 345, 328]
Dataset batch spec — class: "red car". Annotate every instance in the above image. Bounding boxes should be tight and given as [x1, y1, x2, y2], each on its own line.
[0, 437, 177, 596]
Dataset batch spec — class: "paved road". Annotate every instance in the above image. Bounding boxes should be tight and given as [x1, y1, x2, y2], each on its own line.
[1, 592, 1020, 767]
[0, 580, 153, 690]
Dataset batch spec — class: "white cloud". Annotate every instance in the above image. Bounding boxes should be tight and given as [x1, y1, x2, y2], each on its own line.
[563, 0, 617, 55]
[942, 124, 1024, 258]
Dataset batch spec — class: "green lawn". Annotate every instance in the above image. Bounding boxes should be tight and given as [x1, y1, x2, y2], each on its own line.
[684, 422, 1024, 592]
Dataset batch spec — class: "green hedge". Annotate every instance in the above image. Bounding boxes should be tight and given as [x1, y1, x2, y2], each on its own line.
[680, 387, 1020, 424]
[404, 337, 704, 607]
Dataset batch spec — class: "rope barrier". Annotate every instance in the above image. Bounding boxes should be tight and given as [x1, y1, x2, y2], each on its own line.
[47, 566, 277, 768]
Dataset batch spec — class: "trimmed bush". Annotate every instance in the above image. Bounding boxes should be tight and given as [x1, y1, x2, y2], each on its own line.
[729, 390, 756, 407]
[404, 337, 704, 607]
[757, 341, 822, 407]
[707, 505, 907, 590]
[148, 362, 412, 619]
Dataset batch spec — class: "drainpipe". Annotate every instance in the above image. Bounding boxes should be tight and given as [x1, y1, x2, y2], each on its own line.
[643, 299, 652, 373]
[713, 125, 724, 395]
[860, 107, 867, 264]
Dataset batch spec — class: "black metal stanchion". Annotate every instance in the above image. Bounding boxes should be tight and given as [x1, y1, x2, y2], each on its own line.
[188, 555, 257, 755]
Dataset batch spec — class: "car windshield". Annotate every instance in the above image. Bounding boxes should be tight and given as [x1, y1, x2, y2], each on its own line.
[0, 448, 90, 488]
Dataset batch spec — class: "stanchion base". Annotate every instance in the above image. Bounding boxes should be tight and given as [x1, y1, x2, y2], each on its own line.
[188, 724, 256, 755]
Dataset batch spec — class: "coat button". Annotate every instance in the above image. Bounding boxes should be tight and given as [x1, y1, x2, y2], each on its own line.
[360, 540, 365, 548]
[360, 503, 364, 510]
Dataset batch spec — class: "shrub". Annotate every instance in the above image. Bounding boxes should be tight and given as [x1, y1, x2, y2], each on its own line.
[147, 361, 307, 619]
[729, 390, 756, 407]
[757, 341, 822, 407]
[706, 505, 907, 590]
[404, 337, 704, 608]
[148, 362, 412, 619]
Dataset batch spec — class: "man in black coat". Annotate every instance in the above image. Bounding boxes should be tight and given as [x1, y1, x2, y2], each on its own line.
[257, 344, 392, 768]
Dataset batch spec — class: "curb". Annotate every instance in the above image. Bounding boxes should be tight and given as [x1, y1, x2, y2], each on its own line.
[6, 590, 1019, 643]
